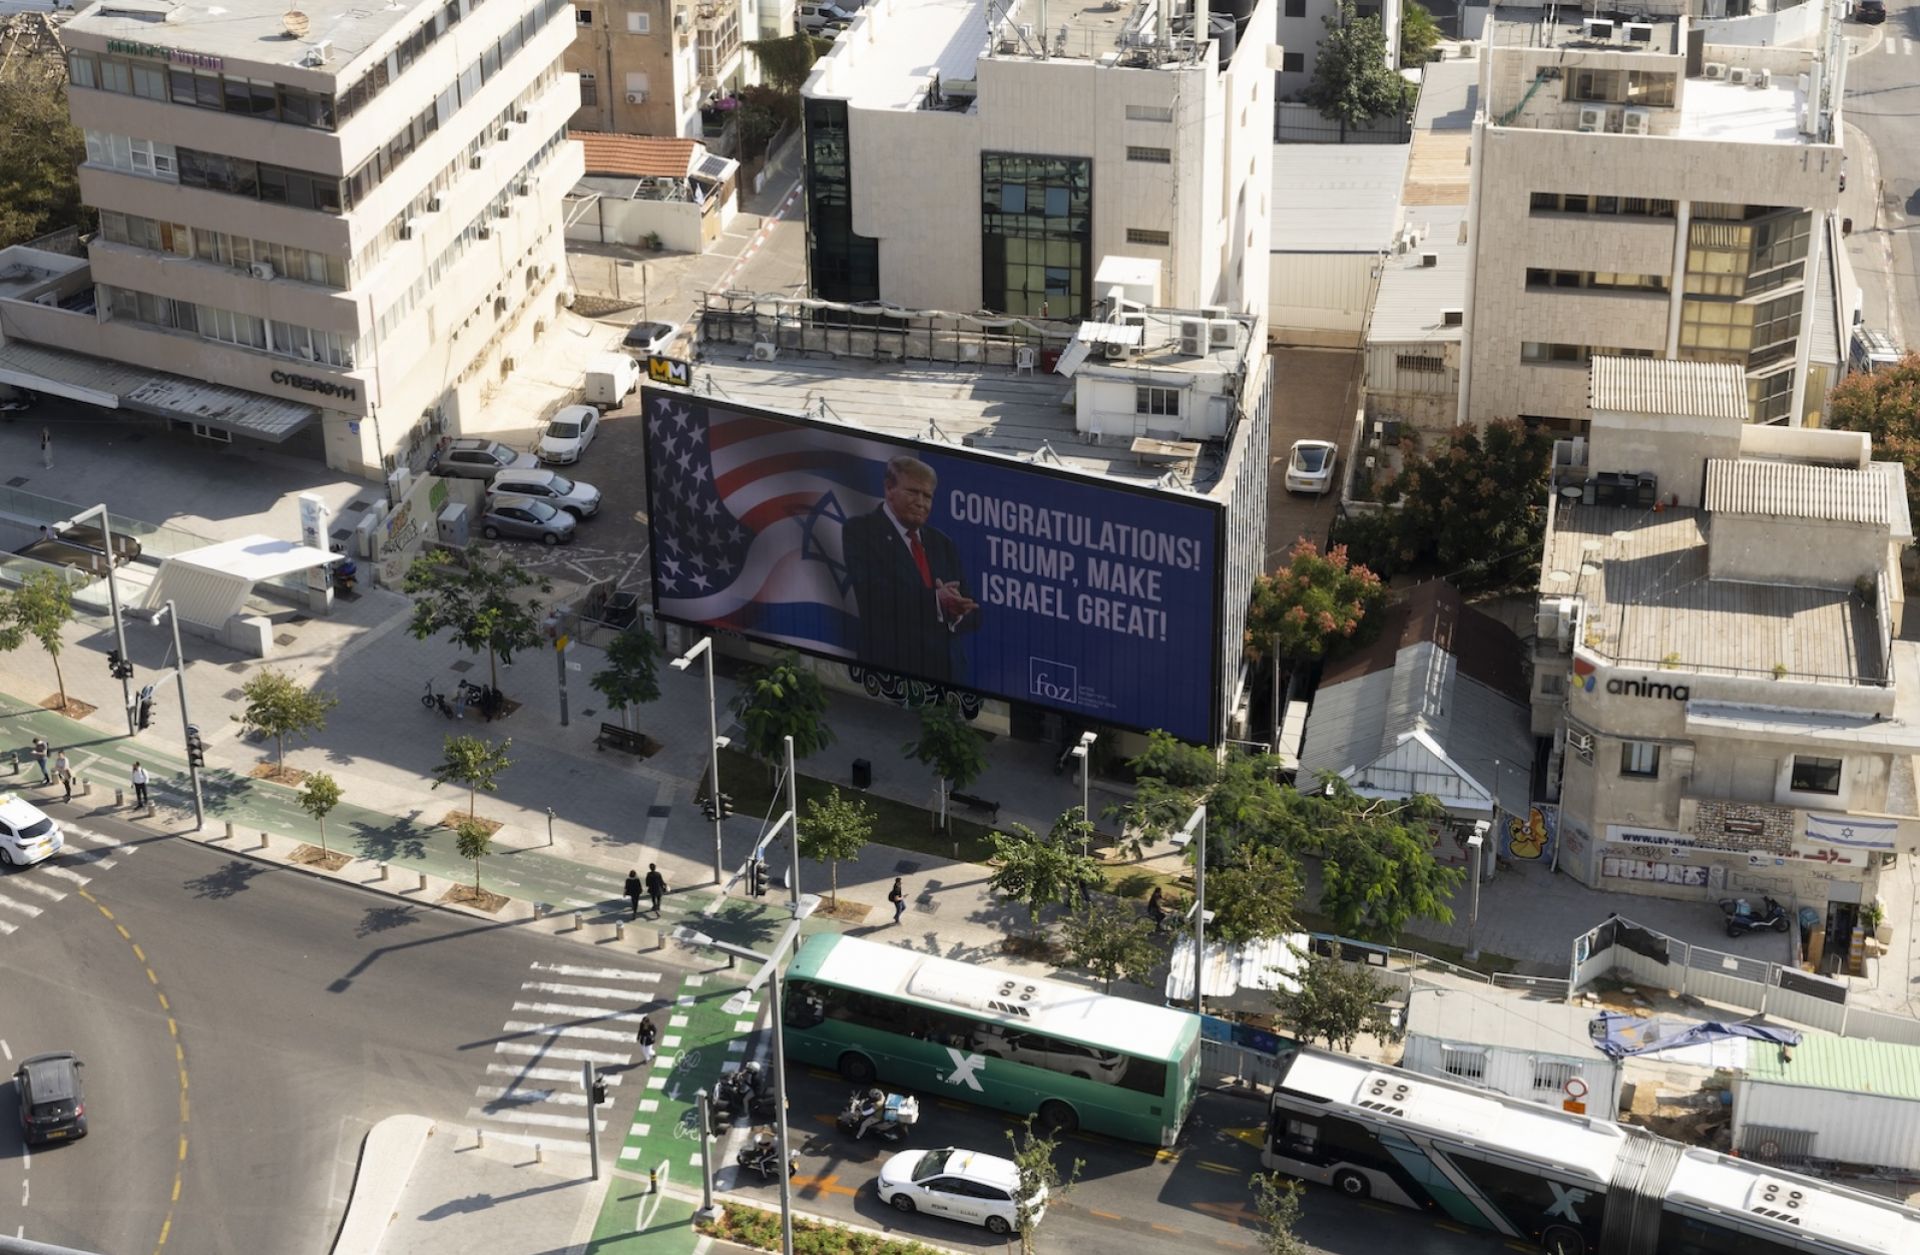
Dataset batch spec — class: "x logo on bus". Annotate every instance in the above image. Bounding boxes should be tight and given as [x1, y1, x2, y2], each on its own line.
[1545, 1182, 1590, 1224]
[940, 1047, 987, 1092]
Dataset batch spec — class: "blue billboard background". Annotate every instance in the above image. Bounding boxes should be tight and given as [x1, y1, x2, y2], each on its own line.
[643, 391, 1221, 742]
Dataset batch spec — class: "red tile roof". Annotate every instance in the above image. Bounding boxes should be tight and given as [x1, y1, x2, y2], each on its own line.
[571, 131, 699, 179]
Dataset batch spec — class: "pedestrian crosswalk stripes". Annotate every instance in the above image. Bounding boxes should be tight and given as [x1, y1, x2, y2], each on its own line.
[511, 1000, 648, 1023]
[0, 895, 42, 917]
[522, 980, 651, 999]
[474, 1085, 590, 1107]
[465, 1106, 589, 1131]
[0, 821, 141, 934]
[485, 1063, 618, 1086]
[493, 1041, 628, 1065]
[37, 864, 89, 884]
[7, 878, 65, 900]
[527, 961, 660, 984]
[501, 1019, 634, 1042]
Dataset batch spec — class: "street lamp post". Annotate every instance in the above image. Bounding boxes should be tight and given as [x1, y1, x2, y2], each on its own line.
[1069, 731, 1097, 852]
[1178, 805, 1208, 1016]
[54, 504, 134, 735]
[1465, 822, 1487, 962]
[149, 600, 204, 831]
[671, 636, 724, 886]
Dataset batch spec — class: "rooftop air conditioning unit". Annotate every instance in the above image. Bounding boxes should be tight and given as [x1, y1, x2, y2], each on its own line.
[1577, 105, 1607, 133]
[514, 181, 530, 197]
[627, 91, 647, 104]
[1178, 317, 1207, 355]
[1581, 18, 1613, 40]
[514, 110, 529, 124]
[498, 125, 512, 142]
[751, 340, 778, 361]
[476, 226, 492, 239]
[426, 196, 442, 213]
[248, 261, 275, 281]
[1624, 21, 1654, 43]
[1753, 68, 1771, 88]
[1621, 107, 1651, 136]
[1101, 340, 1131, 360]
[1704, 62, 1726, 79]
[1207, 319, 1238, 349]
[1729, 67, 1750, 85]
[1199, 304, 1229, 319]
[399, 218, 421, 240]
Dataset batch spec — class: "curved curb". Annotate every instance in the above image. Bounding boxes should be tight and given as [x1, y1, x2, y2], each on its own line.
[332, 1115, 436, 1255]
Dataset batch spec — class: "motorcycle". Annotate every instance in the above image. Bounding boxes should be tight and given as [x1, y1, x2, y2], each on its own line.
[713, 1062, 776, 1127]
[735, 1130, 797, 1182]
[457, 678, 503, 720]
[421, 678, 460, 720]
[1720, 896, 1792, 938]
[837, 1087, 919, 1143]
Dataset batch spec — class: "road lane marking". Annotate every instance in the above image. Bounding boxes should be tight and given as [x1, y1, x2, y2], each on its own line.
[494, 1041, 629, 1064]
[477, 1085, 589, 1108]
[0, 895, 42, 917]
[522, 980, 652, 1000]
[501, 1019, 634, 1041]
[513, 1000, 649, 1023]
[487, 1063, 619, 1086]
[1088, 1209, 1125, 1222]
[1197, 1160, 1238, 1175]
[529, 961, 662, 984]
[791, 1173, 858, 1199]
[8, 879, 63, 900]
[40, 865, 88, 884]
[466, 1106, 588, 1131]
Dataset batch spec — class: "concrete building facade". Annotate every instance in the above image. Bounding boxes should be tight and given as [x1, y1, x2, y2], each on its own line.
[565, 0, 776, 140]
[1459, 10, 1846, 429]
[799, 0, 1277, 322]
[0, 0, 584, 479]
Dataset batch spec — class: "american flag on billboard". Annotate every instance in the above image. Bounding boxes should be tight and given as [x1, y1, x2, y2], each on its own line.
[646, 393, 895, 652]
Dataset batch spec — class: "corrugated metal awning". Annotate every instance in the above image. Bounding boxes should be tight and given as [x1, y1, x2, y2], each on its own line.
[0, 340, 318, 441]
[1705, 458, 1891, 526]
[141, 535, 336, 626]
[1165, 933, 1309, 1003]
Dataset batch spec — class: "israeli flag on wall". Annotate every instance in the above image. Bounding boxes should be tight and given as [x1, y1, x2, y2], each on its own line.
[1804, 813, 1899, 851]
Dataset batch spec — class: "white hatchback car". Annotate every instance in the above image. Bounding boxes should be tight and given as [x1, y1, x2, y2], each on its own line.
[877, 1147, 1044, 1236]
[1285, 439, 1339, 495]
[0, 792, 64, 867]
[538, 405, 600, 465]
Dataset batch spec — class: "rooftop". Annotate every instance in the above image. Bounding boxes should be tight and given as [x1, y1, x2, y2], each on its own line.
[1543, 503, 1885, 685]
[67, 0, 427, 70]
[1407, 988, 1608, 1060]
[1742, 1032, 1920, 1100]
[1368, 204, 1468, 343]
[572, 132, 703, 180]
[1404, 57, 1476, 207]
[1270, 144, 1411, 254]
[1589, 356, 1748, 422]
[1487, 11, 1680, 54]
[1680, 78, 1806, 144]
[1705, 458, 1896, 528]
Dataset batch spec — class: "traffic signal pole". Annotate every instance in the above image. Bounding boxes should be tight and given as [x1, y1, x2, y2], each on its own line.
[582, 1060, 602, 1179]
[154, 600, 204, 831]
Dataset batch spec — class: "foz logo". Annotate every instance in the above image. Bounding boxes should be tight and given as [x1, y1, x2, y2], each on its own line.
[1571, 657, 1597, 694]
[1030, 658, 1077, 703]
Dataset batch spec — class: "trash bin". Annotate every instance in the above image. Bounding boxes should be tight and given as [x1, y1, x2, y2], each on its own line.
[852, 758, 872, 789]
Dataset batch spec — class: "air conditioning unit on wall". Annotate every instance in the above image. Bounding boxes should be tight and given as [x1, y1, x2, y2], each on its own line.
[627, 91, 647, 104]
[248, 261, 275, 280]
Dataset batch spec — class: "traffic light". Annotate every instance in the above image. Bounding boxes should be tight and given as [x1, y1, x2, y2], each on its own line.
[749, 858, 768, 898]
[702, 792, 734, 822]
[107, 650, 133, 681]
[135, 685, 154, 731]
[185, 725, 205, 770]
[591, 1078, 608, 1106]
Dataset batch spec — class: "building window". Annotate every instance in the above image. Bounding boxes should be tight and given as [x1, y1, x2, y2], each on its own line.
[1136, 386, 1180, 417]
[579, 71, 598, 106]
[627, 10, 650, 32]
[1525, 269, 1668, 293]
[577, 6, 593, 23]
[1533, 1061, 1575, 1093]
[1282, 51, 1304, 73]
[1126, 227, 1171, 246]
[1529, 192, 1675, 219]
[1441, 1046, 1487, 1081]
[1539, 673, 1567, 697]
[980, 152, 1091, 318]
[807, 96, 880, 302]
[1126, 145, 1171, 164]
[1125, 104, 1173, 122]
[1789, 756, 1843, 795]
[1620, 741, 1661, 779]
[1284, 0, 1304, 13]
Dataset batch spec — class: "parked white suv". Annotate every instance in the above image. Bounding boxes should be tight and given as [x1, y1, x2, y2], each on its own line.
[877, 1147, 1044, 1236]
[798, 1, 856, 31]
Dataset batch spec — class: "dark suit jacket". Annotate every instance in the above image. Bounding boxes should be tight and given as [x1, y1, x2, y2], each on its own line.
[843, 507, 978, 682]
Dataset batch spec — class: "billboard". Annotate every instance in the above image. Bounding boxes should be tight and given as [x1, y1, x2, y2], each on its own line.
[642, 390, 1223, 743]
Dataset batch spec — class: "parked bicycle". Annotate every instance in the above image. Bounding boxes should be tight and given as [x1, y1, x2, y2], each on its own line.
[421, 679, 459, 720]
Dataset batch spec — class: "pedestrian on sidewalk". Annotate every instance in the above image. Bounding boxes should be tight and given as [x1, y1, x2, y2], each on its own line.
[644, 863, 667, 916]
[624, 869, 644, 919]
[131, 762, 149, 808]
[55, 751, 72, 803]
[31, 737, 51, 784]
[1146, 886, 1168, 933]
[41, 426, 52, 469]
[889, 877, 907, 925]
[636, 1015, 658, 1064]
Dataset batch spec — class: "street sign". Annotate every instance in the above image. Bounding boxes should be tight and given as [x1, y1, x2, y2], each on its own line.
[554, 634, 569, 651]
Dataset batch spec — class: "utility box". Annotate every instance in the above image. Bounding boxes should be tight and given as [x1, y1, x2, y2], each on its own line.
[437, 502, 470, 548]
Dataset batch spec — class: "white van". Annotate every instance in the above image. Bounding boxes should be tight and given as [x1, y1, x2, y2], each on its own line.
[798, 2, 857, 31]
[1850, 327, 1902, 376]
[583, 352, 640, 406]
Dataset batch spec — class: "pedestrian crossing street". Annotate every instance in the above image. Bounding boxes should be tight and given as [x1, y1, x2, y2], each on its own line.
[0, 823, 143, 935]
[468, 960, 664, 1151]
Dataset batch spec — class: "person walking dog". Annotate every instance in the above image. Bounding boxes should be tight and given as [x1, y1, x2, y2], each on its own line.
[889, 877, 907, 926]
[644, 863, 667, 916]
[624, 869, 644, 919]
[131, 762, 150, 808]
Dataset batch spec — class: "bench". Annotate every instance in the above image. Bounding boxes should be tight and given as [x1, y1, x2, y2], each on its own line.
[596, 722, 650, 755]
[950, 791, 1000, 822]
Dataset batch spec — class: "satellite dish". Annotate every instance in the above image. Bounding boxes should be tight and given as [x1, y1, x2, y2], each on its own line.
[283, 9, 310, 37]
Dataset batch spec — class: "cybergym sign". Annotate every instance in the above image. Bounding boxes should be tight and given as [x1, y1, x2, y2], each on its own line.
[271, 370, 358, 402]
[105, 39, 224, 71]
[1571, 657, 1689, 702]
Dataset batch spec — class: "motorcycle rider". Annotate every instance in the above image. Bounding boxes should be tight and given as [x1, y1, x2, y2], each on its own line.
[853, 1086, 888, 1140]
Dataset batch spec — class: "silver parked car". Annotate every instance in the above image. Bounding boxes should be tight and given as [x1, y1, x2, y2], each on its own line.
[479, 494, 576, 546]
[489, 468, 602, 518]
[437, 438, 541, 480]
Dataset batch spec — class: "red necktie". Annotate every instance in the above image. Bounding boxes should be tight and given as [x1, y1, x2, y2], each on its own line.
[907, 529, 932, 588]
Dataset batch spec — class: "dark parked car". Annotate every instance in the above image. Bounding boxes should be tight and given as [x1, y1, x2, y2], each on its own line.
[1856, 0, 1886, 22]
[15, 1051, 86, 1145]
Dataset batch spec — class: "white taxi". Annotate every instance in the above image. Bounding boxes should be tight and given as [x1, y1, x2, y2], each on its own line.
[0, 792, 64, 867]
[877, 1146, 1045, 1236]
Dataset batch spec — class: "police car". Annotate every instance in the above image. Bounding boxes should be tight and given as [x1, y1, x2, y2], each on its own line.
[0, 792, 64, 867]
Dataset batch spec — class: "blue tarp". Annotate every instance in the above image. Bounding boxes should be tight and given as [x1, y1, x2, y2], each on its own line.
[1590, 1011, 1801, 1060]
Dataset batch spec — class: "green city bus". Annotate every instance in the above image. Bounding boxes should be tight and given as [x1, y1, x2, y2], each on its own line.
[782, 933, 1201, 1146]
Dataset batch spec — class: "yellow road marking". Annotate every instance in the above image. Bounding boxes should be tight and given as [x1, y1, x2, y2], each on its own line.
[133, 944, 146, 962]
[1197, 1160, 1238, 1175]
[1150, 1222, 1183, 1235]
[1087, 1209, 1125, 1222]
[157, 992, 169, 1011]
[117, 924, 131, 940]
[791, 1173, 858, 1199]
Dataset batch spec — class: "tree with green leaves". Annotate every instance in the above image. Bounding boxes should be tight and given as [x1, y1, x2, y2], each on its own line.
[1245, 540, 1385, 745]
[1061, 898, 1160, 993]
[454, 817, 493, 891]
[0, 77, 88, 249]
[1399, 1, 1442, 67]
[1005, 1118, 1084, 1255]
[1251, 1172, 1312, 1255]
[797, 786, 873, 908]
[743, 32, 822, 93]
[590, 628, 661, 729]
[1272, 952, 1401, 1052]
[1205, 843, 1302, 945]
[902, 700, 986, 831]
[297, 771, 344, 855]
[402, 547, 550, 693]
[1305, 1, 1415, 131]
[987, 819, 1102, 940]
[1374, 418, 1555, 593]
[431, 734, 513, 821]
[2, 570, 77, 712]
[233, 668, 338, 773]
[1828, 352, 1920, 518]
[730, 651, 834, 771]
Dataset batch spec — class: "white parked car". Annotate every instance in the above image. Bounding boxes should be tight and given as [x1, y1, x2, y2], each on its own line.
[0, 792, 64, 866]
[1285, 439, 1339, 495]
[877, 1147, 1044, 1236]
[538, 405, 600, 465]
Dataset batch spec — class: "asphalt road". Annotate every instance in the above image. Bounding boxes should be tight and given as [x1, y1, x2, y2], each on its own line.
[0, 808, 642, 1254]
[720, 1067, 1512, 1255]
[1845, 2, 1920, 341]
